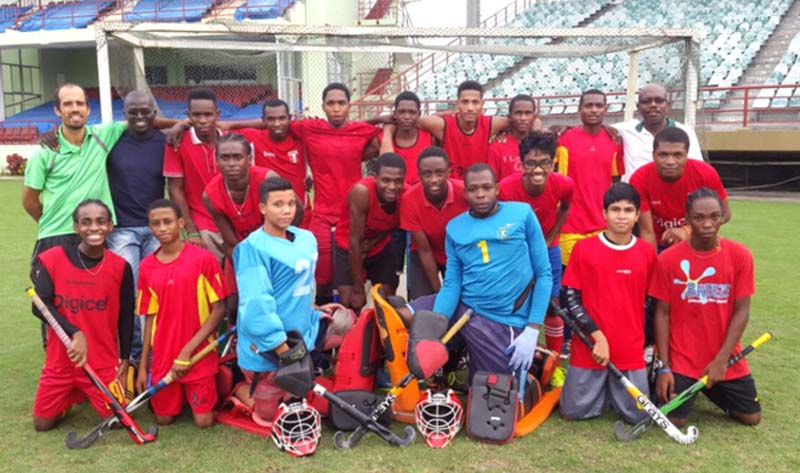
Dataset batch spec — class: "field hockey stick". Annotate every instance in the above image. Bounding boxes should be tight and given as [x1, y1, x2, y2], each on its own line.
[333, 308, 472, 450]
[65, 326, 236, 449]
[26, 288, 159, 447]
[614, 331, 773, 442]
[552, 302, 699, 445]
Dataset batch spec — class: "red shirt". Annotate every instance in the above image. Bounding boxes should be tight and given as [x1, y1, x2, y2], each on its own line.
[290, 119, 379, 216]
[39, 247, 127, 370]
[163, 129, 221, 232]
[204, 166, 268, 242]
[562, 234, 656, 370]
[382, 128, 435, 185]
[400, 179, 468, 266]
[555, 127, 624, 234]
[488, 135, 522, 181]
[236, 128, 308, 207]
[648, 239, 754, 380]
[498, 172, 574, 247]
[630, 160, 728, 243]
[334, 177, 400, 258]
[442, 114, 492, 179]
[137, 244, 227, 381]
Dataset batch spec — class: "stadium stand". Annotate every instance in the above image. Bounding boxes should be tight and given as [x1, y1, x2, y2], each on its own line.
[0, 4, 31, 31]
[234, 0, 295, 21]
[753, 31, 800, 108]
[17, 0, 113, 31]
[124, 0, 216, 23]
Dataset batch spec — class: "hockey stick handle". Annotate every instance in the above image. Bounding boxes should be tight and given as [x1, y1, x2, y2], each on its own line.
[554, 302, 698, 445]
[26, 288, 158, 445]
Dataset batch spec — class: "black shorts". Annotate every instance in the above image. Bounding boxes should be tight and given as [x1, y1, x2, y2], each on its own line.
[670, 372, 761, 419]
[332, 244, 400, 289]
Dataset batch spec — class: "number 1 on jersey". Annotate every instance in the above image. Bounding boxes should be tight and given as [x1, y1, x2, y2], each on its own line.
[477, 240, 490, 263]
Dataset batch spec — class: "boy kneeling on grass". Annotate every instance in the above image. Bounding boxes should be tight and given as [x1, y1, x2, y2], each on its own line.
[136, 199, 228, 428]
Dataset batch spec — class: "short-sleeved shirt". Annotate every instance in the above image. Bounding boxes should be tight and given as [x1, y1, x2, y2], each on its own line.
[555, 127, 624, 234]
[137, 244, 227, 381]
[107, 130, 166, 228]
[441, 114, 492, 179]
[235, 128, 307, 206]
[162, 128, 221, 232]
[400, 179, 468, 266]
[204, 166, 269, 242]
[648, 239, 755, 380]
[383, 128, 434, 186]
[613, 118, 703, 182]
[630, 160, 727, 243]
[498, 172, 574, 247]
[38, 246, 128, 370]
[290, 119, 379, 217]
[562, 234, 656, 371]
[488, 134, 522, 181]
[24, 122, 127, 239]
[334, 176, 400, 257]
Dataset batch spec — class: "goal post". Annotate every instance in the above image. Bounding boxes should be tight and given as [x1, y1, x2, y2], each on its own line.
[93, 21, 700, 126]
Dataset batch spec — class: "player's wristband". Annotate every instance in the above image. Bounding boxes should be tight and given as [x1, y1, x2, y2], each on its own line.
[186, 232, 201, 239]
[173, 359, 191, 366]
[657, 367, 672, 374]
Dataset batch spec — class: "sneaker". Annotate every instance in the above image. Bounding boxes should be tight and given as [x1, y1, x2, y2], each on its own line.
[559, 340, 571, 360]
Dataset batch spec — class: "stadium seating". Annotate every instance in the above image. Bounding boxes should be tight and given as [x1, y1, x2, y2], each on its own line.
[234, 0, 295, 21]
[0, 4, 31, 32]
[124, 0, 216, 23]
[752, 31, 800, 108]
[18, 0, 113, 31]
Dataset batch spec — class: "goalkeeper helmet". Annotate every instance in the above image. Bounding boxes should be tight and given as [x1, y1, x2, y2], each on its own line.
[415, 389, 463, 448]
[271, 400, 321, 457]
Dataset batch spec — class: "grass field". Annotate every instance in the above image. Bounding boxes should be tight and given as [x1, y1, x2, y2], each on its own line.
[0, 179, 798, 473]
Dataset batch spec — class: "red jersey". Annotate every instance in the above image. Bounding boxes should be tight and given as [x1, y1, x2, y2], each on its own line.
[383, 128, 435, 186]
[236, 128, 308, 207]
[441, 114, 492, 179]
[488, 135, 522, 181]
[163, 128, 221, 232]
[562, 234, 656, 370]
[137, 244, 227, 381]
[648, 239, 755, 380]
[498, 172, 574, 247]
[204, 166, 268, 242]
[555, 127, 624, 234]
[39, 246, 127, 370]
[334, 176, 400, 257]
[630, 160, 727, 243]
[400, 179, 468, 266]
[290, 119, 379, 216]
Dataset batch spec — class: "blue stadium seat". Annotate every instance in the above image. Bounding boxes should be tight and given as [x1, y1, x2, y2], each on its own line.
[234, 0, 295, 21]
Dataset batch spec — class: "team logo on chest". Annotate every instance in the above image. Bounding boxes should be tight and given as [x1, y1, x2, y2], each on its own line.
[288, 150, 299, 164]
[673, 259, 730, 304]
[496, 222, 517, 240]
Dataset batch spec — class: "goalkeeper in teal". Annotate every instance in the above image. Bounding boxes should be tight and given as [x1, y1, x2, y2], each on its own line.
[234, 176, 345, 422]
[431, 163, 552, 378]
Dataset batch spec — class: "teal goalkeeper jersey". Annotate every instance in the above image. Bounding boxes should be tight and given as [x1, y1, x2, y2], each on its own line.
[234, 226, 322, 372]
[433, 202, 552, 328]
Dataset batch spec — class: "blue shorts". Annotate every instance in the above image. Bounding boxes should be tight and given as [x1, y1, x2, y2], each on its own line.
[548, 245, 562, 299]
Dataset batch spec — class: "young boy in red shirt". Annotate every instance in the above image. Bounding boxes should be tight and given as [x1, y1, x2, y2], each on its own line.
[499, 131, 574, 354]
[651, 187, 761, 426]
[136, 199, 227, 428]
[31, 199, 134, 431]
[559, 183, 656, 424]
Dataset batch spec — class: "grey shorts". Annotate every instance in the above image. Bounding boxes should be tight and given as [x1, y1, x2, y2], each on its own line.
[407, 250, 445, 300]
[560, 365, 649, 424]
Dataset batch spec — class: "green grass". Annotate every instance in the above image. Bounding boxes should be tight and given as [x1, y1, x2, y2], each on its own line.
[0, 179, 798, 472]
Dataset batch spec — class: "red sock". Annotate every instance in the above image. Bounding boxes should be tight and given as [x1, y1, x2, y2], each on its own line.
[544, 313, 564, 355]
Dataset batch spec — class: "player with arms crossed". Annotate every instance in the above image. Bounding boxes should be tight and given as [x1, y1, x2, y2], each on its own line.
[559, 183, 656, 424]
[334, 153, 406, 309]
[489, 94, 538, 181]
[400, 146, 468, 299]
[499, 131, 574, 354]
[30, 200, 134, 431]
[651, 187, 761, 427]
[631, 127, 730, 250]
[420, 164, 552, 379]
[136, 199, 228, 428]
[235, 177, 345, 424]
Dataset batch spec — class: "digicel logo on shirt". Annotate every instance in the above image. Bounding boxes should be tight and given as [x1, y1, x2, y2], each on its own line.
[654, 215, 686, 230]
[54, 294, 109, 314]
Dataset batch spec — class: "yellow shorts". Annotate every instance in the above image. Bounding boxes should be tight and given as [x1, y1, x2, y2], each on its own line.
[559, 231, 602, 266]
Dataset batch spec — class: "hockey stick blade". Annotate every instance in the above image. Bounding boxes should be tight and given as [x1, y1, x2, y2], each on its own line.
[613, 419, 646, 442]
[65, 418, 114, 449]
[334, 425, 415, 449]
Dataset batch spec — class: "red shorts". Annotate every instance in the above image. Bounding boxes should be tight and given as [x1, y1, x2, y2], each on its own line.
[242, 369, 289, 422]
[33, 365, 116, 419]
[223, 256, 237, 295]
[309, 212, 339, 286]
[150, 374, 218, 417]
[299, 204, 313, 230]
